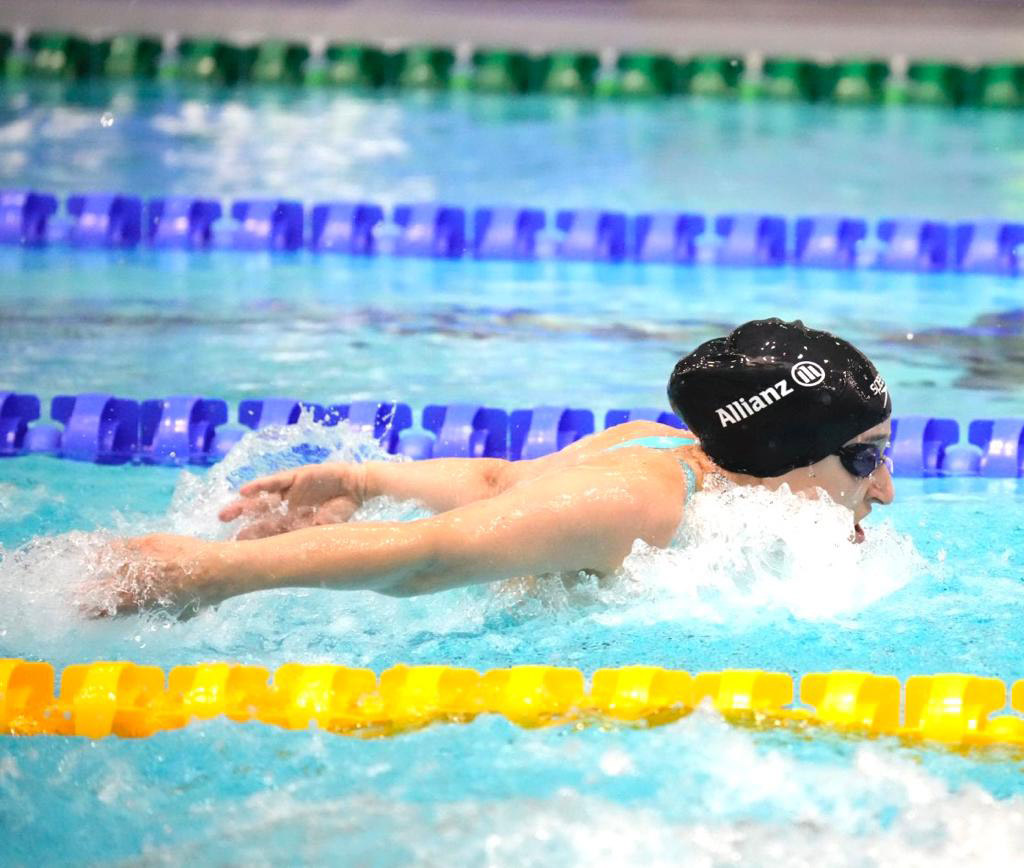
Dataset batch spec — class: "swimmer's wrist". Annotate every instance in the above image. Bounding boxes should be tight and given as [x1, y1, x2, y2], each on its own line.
[198, 540, 265, 602]
[354, 462, 378, 501]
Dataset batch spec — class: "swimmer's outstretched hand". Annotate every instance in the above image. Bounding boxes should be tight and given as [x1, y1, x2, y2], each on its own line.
[218, 462, 365, 540]
[79, 533, 227, 618]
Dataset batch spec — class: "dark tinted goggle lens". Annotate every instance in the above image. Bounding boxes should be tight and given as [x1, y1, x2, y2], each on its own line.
[837, 443, 886, 478]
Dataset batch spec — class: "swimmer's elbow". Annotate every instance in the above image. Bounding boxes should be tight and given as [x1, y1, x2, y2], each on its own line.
[480, 458, 516, 497]
[375, 524, 459, 597]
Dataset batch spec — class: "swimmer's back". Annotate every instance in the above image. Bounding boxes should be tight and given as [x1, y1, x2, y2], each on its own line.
[504, 420, 702, 508]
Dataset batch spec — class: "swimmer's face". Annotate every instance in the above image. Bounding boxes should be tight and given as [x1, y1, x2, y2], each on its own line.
[772, 420, 894, 535]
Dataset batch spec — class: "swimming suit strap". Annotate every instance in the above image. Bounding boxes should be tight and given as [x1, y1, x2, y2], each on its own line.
[607, 436, 695, 451]
[607, 435, 699, 503]
[678, 461, 698, 506]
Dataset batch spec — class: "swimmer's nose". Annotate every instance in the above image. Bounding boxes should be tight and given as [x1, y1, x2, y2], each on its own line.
[869, 460, 895, 506]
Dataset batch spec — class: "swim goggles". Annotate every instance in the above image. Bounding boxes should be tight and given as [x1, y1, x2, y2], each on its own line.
[836, 442, 892, 478]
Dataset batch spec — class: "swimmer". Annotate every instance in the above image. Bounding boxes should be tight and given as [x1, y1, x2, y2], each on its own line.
[87, 318, 893, 615]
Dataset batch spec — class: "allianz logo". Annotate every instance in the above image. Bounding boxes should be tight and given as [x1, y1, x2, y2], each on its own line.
[715, 360, 826, 427]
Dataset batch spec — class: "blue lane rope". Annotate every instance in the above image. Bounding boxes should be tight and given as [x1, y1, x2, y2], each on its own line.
[1, 391, 1022, 478]
[1, 190, 1022, 274]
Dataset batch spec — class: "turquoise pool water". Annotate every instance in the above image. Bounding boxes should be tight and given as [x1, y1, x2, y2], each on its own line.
[2, 82, 1024, 217]
[2, 85, 1024, 865]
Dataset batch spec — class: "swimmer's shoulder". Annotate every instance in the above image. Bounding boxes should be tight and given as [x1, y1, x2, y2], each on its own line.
[584, 419, 690, 451]
[503, 419, 692, 488]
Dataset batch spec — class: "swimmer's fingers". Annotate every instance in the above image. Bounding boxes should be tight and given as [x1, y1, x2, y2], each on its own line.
[234, 505, 316, 540]
[312, 498, 361, 526]
[234, 516, 288, 541]
[217, 471, 296, 521]
[218, 490, 283, 523]
[76, 541, 144, 618]
[238, 470, 297, 498]
[78, 534, 210, 619]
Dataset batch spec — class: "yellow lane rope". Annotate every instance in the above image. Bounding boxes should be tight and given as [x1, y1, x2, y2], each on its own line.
[3, 660, 1024, 746]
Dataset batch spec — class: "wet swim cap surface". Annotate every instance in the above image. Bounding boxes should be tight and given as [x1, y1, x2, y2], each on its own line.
[668, 319, 891, 477]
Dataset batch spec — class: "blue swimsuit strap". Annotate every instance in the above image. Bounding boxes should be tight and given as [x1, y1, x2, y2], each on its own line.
[606, 436, 699, 504]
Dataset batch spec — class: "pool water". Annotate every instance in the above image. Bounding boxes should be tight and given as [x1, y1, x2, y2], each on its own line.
[2, 84, 1024, 865]
[2, 82, 1024, 217]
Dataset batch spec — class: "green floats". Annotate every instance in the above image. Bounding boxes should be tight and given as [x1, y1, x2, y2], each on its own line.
[392, 46, 455, 89]
[103, 34, 163, 79]
[760, 57, 822, 101]
[176, 39, 255, 85]
[683, 55, 744, 97]
[537, 51, 600, 95]
[820, 59, 890, 104]
[614, 53, 680, 97]
[905, 60, 970, 106]
[972, 63, 1024, 109]
[24, 32, 102, 80]
[317, 43, 389, 88]
[248, 40, 309, 84]
[471, 49, 535, 93]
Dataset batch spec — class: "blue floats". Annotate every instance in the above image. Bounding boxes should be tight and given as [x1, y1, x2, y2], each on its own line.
[508, 406, 594, 460]
[555, 210, 627, 261]
[714, 214, 786, 266]
[393, 204, 465, 258]
[0, 191, 57, 246]
[140, 397, 229, 465]
[939, 444, 983, 477]
[66, 194, 142, 248]
[239, 398, 321, 429]
[8, 190, 1024, 278]
[876, 219, 950, 271]
[422, 404, 509, 458]
[210, 397, 323, 460]
[632, 212, 704, 264]
[229, 200, 304, 251]
[325, 401, 413, 452]
[604, 408, 683, 428]
[968, 419, 1024, 477]
[6, 392, 1024, 478]
[43, 394, 140, 463]
[793, 216, 867, 268]
[148, 197, 223, 249]
[954, 221, 1024, 275]
[889, 416, 958, 477]
[310, 202, 383, 254]
[0, 392, 41, 456]
[472, 207, 546, 260]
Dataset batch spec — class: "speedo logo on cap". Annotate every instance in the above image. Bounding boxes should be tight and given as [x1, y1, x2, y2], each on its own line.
[715, 360, 825, 427]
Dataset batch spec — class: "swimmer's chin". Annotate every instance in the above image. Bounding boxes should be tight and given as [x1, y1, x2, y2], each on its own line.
[852, 522, 865, 544]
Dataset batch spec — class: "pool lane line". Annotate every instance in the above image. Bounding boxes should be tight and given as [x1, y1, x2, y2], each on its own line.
[3, 660, 1024, 748]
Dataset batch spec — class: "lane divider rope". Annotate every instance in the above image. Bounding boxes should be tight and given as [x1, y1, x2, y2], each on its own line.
[3, 190, 1022, 274]
[4, 32, 1021, 110]
[1, 392, 1021, 479]
[3, 660, 1024, 747]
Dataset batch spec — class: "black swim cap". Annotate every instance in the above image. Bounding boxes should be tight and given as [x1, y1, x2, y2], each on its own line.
[668, 319, 891, 477]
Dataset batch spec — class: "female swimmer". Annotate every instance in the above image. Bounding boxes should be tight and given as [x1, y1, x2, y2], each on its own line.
[89, 319, 894, 615]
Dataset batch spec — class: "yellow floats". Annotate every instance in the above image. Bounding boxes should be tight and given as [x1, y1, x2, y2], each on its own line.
[4, 659, 1024, 747]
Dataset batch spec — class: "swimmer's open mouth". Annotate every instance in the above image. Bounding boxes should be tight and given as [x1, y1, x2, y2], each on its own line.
[854, 522, 865, 544]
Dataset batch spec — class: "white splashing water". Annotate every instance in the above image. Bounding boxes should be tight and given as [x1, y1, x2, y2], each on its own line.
[607, 478, 923, 623]
[494, 478, 924, 626]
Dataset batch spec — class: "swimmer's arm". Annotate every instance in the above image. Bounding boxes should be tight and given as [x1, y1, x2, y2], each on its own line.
[360, 458, 518, 511]
[204, 462, 683, 601]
